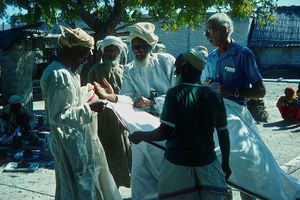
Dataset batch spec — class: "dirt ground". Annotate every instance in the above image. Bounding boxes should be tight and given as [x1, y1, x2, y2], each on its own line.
[0, 79, 299, 200]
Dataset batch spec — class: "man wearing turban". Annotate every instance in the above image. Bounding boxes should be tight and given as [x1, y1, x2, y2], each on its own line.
[88, 36, 131, 187]
[94, 22, 176, 199]
[129, 46, 231, 200]
[40, 26, 122, 200]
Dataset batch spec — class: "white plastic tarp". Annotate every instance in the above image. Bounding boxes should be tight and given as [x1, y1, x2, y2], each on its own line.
[108, 99, 300, 200]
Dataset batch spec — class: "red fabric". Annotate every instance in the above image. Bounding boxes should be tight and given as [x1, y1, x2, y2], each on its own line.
[87, 87, 96, 103]
[278, 107, 300, 121]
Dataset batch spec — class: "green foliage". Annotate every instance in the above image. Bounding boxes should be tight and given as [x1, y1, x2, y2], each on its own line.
[0, 0, 277, 38]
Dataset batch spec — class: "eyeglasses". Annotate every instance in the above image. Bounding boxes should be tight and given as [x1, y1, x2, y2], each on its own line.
[203, 28, 215, 35]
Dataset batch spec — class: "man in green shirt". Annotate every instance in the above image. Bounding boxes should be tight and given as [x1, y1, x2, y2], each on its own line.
[129, 46, 231, 199]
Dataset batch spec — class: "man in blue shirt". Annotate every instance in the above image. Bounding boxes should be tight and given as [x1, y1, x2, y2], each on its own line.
[201, 13, 266, 106]
[201, 13, 266, 199]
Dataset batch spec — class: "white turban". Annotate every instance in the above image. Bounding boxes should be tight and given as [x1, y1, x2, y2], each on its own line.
[8, 95, 22, 104]
[129, 22, 158, 48]
[97, 36, 128, 55]
[58, 26, 94, 54]
[183, 46, 208, 72]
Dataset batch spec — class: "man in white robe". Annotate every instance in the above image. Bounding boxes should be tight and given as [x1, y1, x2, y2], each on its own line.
[94, 22, 176, 200]
[88, 36, 131, 188]
[40, 26, 122, 200]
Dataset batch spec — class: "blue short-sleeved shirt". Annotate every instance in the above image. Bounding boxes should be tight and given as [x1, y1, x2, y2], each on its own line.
[201, 41, 262, 104]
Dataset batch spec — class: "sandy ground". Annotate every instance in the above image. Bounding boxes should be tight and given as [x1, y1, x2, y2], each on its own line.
[0, 79, 299, 200]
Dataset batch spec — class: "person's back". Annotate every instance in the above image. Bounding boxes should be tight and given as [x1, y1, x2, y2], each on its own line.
[163, 83, 226, 166]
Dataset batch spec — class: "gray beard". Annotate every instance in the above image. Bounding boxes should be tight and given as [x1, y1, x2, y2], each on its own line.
[133, 53, 151, 68]
[103, 55, 120, 72]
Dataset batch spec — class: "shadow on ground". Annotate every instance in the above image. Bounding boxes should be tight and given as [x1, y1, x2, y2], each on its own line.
[263, 120, 300, 132]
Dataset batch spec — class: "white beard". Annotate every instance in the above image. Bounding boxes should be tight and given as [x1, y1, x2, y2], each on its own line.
[133, 53, 151, 68]
[103, 54, 120, 72]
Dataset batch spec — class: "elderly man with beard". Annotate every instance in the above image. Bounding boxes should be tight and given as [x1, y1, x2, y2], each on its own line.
[88, 36, 127, 92]
[95, 22, 176, 200]
[129, 46, 231, 200]
[40, 26, 122, 200]
[88, 36, 131, 188]
[96, 22, 176, 110]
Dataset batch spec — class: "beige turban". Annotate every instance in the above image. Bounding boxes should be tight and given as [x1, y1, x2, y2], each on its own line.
[183, 46, 208, 72]
[129, 22, 158, 48]
[97, 36, 128, 55]
[8, 95, 22, 104]
[58, 26, 94, 54]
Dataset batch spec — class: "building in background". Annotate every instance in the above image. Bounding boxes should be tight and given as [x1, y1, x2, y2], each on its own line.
[248, 6, 300, 78]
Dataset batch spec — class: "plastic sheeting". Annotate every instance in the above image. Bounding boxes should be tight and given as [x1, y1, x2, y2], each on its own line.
[108, 99, 300, 200]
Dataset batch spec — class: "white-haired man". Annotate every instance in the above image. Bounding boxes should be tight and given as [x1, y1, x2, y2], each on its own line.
[129, 46, 231, 199]
[40, 26, 122, 200]
[201, 13, 266, 200]
[88, 36, 131, 188]
[201, 13, 265, 106]
[95, 22, 176, 200]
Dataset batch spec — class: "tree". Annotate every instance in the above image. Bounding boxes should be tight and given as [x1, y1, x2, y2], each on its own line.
[1, 0, 277, 41]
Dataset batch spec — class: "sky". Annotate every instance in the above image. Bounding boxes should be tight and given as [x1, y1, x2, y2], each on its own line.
[0, 0, 300, 24]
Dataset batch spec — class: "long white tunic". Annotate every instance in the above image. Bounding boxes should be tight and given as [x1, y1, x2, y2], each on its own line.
[118, 53, 176, 103]
[118, 53, 176, 200]
[40, 61, 122, 200]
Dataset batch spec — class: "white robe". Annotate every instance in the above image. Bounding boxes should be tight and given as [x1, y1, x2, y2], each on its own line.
[118, 53, 176, 104]
[40, 61, 122, 200]
[116, 53, 176, 199]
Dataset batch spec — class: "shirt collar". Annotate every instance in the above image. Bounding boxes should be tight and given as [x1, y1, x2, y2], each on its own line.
[211, 40, 237, 60]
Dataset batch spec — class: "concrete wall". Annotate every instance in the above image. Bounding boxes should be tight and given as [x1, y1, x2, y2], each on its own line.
[253, 47, 300, 68]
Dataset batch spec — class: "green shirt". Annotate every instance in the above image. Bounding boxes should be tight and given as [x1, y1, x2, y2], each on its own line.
[160, 83, 227, 166]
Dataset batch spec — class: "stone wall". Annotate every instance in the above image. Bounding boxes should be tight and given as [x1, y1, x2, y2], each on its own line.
[0, 38, 34, 110]
[253, 47, 300, 68]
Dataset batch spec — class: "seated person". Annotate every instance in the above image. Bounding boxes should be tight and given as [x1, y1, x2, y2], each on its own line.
[276, 87, 299, 122]
[0, 95, 39, 145]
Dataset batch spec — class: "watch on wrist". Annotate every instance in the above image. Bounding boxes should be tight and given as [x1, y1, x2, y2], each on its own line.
[234, 88, 240, 97]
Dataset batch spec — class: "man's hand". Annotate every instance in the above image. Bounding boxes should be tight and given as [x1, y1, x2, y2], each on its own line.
[222, 162, 232, 180]
[213, 85, 234, 98]
[134, 96, 155, 108]
[128, 131, 145, 144]
[202, 78, 214, 85]
[88, 99, 107, 112]
[94, 78, 117, 102]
